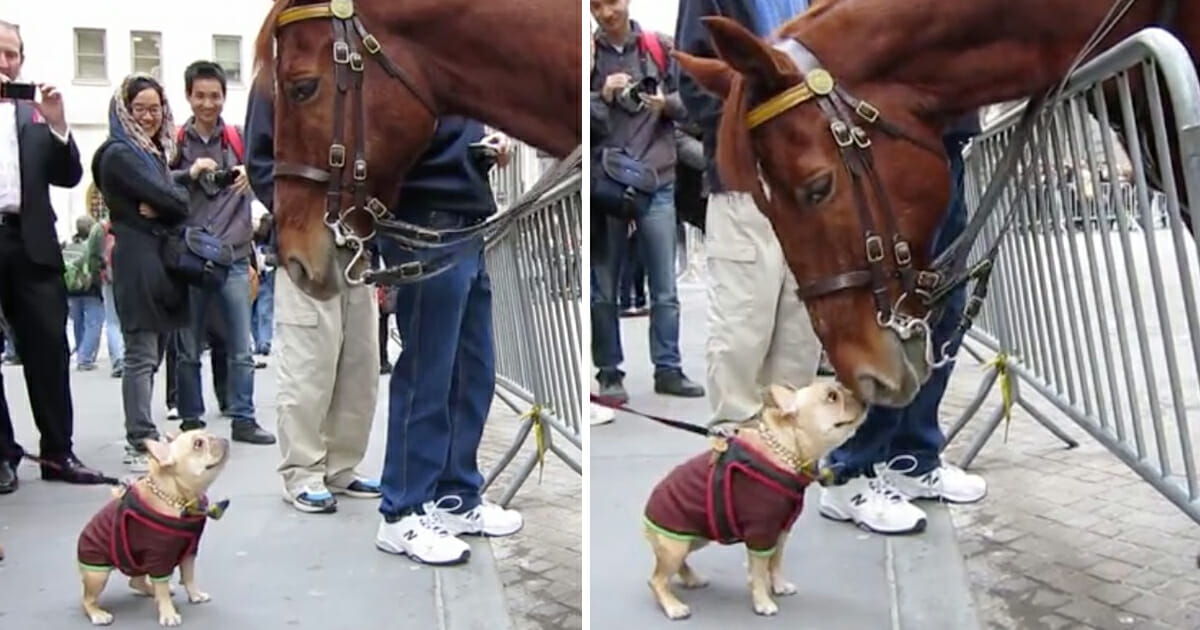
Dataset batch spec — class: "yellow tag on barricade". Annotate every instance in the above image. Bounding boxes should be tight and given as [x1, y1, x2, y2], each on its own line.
[523, 405, 547, 484]
[987, 353, 1014, 442]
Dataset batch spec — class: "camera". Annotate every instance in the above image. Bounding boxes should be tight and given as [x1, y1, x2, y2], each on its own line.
[198, 168, 238, 197]
[614, 76, 659, 114]
[0, 82, 36, 101]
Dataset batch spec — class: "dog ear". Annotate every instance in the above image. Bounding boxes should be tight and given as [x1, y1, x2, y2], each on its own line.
[143, 438, 174, 467]
[765, 384, 795, 413]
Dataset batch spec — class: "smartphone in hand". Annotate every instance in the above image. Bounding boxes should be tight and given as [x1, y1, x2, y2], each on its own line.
[0, 82, 36, 101]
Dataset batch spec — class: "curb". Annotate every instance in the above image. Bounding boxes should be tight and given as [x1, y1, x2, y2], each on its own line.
[438, 538, 516, 630]
[890, 505, 983, 630]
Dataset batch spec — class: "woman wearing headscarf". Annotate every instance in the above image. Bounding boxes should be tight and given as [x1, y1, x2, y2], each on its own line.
[90, 73, 200, 472]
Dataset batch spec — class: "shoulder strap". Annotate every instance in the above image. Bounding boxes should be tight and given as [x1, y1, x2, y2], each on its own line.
[223, 124, 245, 163]
[638, 30, 667, 76]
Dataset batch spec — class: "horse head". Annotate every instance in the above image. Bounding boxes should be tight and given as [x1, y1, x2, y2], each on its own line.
[676, 17, 956, 408]
[256, 0, 437, 300]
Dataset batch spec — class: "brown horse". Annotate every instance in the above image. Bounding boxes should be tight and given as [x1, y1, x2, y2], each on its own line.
[254, 0, 581, 299]
[674, 0, 1198, 407]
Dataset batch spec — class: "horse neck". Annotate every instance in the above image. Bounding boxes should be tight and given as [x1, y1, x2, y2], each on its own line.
[379, 0, 580, 156]
[791, 0, 1162, 120]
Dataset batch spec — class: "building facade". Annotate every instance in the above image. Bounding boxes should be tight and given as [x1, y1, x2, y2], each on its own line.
[6, 1, 269, 240]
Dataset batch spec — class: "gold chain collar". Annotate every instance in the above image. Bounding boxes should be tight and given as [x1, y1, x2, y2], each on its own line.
[143, 477, 201, 515]
[756, 420, 810, 473]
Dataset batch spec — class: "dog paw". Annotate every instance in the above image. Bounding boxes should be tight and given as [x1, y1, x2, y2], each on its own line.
[87, 610, 115, 626]
[772, 580, 797, 596]
[662, 602, 691, 620]
[680, 576, 709, 589]
[187, 591, 210, 604]
[753, 599, 779, 616]
[158, 610, 182, 627]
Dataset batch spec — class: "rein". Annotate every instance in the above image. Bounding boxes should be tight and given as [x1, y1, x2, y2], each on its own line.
[741, 0, 1150, 366]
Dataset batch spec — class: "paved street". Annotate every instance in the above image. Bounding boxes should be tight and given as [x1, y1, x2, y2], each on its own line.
[940, 345, 1200, 630]
[589, 284, 982, 629]
[0, 335, 580, 629]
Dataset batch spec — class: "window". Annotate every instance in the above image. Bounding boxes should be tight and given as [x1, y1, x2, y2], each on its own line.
[213, 35, 242, 84]
[130, 31, 162, 79]
[73, 28, 106, 81]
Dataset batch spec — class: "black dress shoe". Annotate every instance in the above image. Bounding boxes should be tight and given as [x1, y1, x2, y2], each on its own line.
[232, 421, 276, 445]
[0, 459, 17, 494]
[654, 369, 706, 398]
[40, 454, 108, 485]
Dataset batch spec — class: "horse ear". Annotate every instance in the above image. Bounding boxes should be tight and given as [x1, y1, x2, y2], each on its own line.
[673, 52, 735, 99]
[701, 16, 787, 92]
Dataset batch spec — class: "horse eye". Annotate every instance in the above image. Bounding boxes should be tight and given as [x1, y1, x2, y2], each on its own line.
[286, 79, 319, 103]
[799, 173, 834, 206]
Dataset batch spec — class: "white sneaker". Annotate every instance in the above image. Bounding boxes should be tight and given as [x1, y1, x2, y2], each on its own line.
[819, 475, 928, 534]
[880, 460, 988, 504]
[590, 403, 615, 426]
[428, 496, 524, 537]
[166, 407, 179, 420]
[123, 450, 149, 473]
[375, 510, 471, 566]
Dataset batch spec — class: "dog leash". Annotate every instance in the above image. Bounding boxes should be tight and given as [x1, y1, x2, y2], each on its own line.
[14, 451, 122, 486]
[590, 394, 721, 437]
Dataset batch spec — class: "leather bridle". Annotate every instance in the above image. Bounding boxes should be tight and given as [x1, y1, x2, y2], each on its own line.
[744, 39, 958, 357]
[741, 0, 1152, 368]
[272, 0, 448, 285]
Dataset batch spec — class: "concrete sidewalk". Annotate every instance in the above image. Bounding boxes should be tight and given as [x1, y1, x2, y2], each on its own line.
[0, 354, 515, 630]
[589, 284, 983, 629]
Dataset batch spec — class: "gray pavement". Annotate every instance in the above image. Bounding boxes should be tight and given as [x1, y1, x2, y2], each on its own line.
[589, 284, 983, 629]
[0, 343, 571, 629]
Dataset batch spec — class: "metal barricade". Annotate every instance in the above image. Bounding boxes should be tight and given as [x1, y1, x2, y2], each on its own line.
[479, 143, 583, 506]
[945, 27, 1200, 526]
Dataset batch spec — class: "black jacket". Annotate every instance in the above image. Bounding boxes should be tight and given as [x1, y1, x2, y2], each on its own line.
[13, 102, 84, 269]
[91, 140, 191, 334]
[244, 86, 275, 213]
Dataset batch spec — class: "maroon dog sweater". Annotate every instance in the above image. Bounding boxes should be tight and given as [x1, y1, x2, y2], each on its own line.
[77, 486, 207, 580]
[643, 437, 814, 554]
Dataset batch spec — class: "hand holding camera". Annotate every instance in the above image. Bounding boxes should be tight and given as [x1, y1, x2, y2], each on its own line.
[1, 76, 69, 136]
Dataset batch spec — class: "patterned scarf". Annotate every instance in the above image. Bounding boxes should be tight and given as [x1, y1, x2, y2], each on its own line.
[106, 73, 178, 172]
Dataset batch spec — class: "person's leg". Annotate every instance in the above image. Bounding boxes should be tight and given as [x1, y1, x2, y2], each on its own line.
[378, 310, 392, 371]
[101, 284, 123, 376]
[206, 301, 229, 415]
[68, 296, 82, 362]
[323, 282, 381, 496]
[175, 285, 211, 430]
[376, 237, 472, 565]
[703, 193, 782, 424]
[631, 232, 648, 311]
[257, 268, 275, 354]
[273, 269, 340, 512]
[164, 332, 178, 417]
[78, 295, 104, 369]
[430, 248, 521, 537]
[121, 331, 162, 472]
[639, 182, 703, 397]
[618, 230, 635, 313]
[215, 258, 274, 444]
[760, 263, 820, 390]
[590, 214, 628, 401]
[878, 134, 987, 504]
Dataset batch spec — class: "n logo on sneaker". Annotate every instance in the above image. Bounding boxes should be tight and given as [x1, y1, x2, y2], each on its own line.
[850, 494, 867, 506]
[403, 530, 418, 541]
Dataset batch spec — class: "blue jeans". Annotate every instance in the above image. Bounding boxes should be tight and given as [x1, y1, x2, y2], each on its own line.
[828, 134, 972, 479]
[102, 282, 124, 369]
[591, 182, 681, 377]
[68, 294, 104, 367]
[252, 268, 275, 353]
[377, 212, 496, 517]
[619, 229, 647, 310]
[176, 257, 256, 425]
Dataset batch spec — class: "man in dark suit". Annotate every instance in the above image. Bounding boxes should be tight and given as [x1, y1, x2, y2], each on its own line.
[0, 20, 105, 493]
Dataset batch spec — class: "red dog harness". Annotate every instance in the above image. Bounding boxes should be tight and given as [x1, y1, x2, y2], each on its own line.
[643, 437, 816, 554]
[77, 486, 208, 580]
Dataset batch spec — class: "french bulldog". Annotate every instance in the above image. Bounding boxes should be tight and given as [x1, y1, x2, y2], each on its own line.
[76, 430, 230, 626]
[642, 381, 867, 620]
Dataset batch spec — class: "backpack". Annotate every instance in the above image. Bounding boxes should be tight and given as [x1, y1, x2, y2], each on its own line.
[62, 240, 95, 293]
[638, 30, 668, 77]
[176, 124, 245, 163]
[101, 221, 115, 284]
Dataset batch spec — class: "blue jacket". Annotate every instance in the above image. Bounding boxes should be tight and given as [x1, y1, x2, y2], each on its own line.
[394, 117, 497, 219]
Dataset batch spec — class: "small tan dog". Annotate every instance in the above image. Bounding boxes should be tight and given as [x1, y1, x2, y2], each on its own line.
[642, 381, 867, 620]
[75, 430, 230, 627]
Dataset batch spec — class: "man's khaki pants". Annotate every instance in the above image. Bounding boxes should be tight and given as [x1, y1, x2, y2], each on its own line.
[704, 192, 821, 423]
[274, 270, 380, 495]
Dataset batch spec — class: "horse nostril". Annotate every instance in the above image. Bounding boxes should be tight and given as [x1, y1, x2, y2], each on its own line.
[286, 258, 310, 284]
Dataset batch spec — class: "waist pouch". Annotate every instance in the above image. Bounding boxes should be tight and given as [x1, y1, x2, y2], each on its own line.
[160, 226, 234, 291]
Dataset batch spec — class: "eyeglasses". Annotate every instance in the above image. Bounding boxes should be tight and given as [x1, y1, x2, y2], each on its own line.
[131, 105, 161, 117]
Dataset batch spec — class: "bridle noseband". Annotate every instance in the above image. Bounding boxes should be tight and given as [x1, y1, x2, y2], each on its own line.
[273, 0, 438, 284]
[745, 39, 958, 363]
